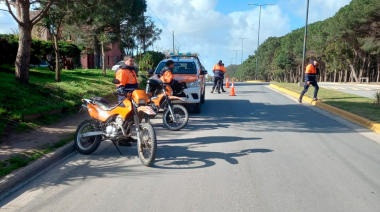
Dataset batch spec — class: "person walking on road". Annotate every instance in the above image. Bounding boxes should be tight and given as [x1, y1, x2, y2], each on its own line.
[211, 60, 226, 94]
[115, 55, 139, 146]
[299, 60, 320, 103]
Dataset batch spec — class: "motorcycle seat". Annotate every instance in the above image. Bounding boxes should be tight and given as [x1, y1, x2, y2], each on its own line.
[93, 101, 123, 111]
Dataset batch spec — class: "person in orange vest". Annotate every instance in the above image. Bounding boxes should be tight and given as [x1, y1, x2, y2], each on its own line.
[211, 60, 226, 94]
[115, 55, 139, 146]
[219, 63, 227, 92]
[299, 60, 320, 103]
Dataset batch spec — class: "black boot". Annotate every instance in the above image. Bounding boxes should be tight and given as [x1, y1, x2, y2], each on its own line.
[211, 89, 214, 93]
[118, 139, 132, 146]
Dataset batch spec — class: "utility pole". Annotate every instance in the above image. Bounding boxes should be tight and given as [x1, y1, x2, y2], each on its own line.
[233, 50, 241, 65]
[299, 0, 310, 87]
[248, 3, 275, 80]
[230, 58, 234, 65]
[237, 38, 250, 82]
[172, 31, 175, 53]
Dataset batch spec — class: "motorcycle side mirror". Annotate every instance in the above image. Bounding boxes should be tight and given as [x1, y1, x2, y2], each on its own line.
[112, 79, 120, 84]
[148, 69, 155, 75]
[200, 70, 208, 75]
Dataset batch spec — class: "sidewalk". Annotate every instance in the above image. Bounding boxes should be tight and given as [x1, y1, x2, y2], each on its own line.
[0, 113, 89, 161]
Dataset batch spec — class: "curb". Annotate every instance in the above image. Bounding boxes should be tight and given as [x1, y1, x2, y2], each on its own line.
[0, 142, 75, 200]
[270, 84, 380, 135]
[247, 81, 269, 83]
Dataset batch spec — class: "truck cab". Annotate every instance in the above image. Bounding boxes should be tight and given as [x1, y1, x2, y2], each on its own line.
[150, 53, 207, 113]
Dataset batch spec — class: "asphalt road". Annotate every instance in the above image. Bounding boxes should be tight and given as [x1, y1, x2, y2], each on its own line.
[318, 82, 380, 98]
[1, 83, 380, 212]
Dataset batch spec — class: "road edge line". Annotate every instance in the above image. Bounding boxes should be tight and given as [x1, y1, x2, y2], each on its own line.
[270, 84, 380, 135]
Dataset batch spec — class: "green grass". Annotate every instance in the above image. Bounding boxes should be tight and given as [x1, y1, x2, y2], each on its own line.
[0, 64, 116, 142]
[273, 82, 380, 122]
[0, 134, 75, 177]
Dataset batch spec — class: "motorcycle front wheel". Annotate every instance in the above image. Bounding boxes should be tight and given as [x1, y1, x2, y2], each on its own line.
[163, 105, 189, 131]
[138, 123, 157, 167]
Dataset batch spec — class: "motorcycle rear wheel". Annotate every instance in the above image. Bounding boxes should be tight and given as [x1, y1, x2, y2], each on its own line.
[138, 123, 157, 167]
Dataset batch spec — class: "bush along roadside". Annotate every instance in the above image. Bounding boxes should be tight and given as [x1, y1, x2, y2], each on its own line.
[0, 134, 75, 178]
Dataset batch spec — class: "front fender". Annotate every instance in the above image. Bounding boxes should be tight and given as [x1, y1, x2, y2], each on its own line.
[169, 96, 186, 102]
[137, 106, 157, 116]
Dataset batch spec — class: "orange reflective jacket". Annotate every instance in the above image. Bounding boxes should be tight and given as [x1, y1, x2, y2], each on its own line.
[115, 68, 138, 87]
[213, 64, 226, 73]
[305, 64, 317, 74]
[160, 71, 174, 83]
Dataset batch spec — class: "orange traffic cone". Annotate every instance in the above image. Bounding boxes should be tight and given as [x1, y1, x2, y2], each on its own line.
[229, 81, 236, 96]
[226, 77, 230, 88]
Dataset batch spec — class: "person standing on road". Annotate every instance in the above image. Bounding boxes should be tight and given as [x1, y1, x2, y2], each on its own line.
[299, 60, 320, 103]
[219, 63, 227, 92]
[211, 60, 226, 94]
[115, 55, 139, 146]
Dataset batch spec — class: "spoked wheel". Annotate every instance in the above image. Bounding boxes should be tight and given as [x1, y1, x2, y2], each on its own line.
[163, 105, 189, 131]
[138, 123, 157, 167]
[74, 120, 102, 155]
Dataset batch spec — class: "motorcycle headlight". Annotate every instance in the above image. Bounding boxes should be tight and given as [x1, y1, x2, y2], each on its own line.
[186, 80, 200, 88]
[138, 99, 146, 105]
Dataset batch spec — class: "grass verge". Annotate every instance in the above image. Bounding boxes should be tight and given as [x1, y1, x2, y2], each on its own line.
[272, 82, 380, 122]
[0, 134, 75, 178]
[0, 64, 117, 142]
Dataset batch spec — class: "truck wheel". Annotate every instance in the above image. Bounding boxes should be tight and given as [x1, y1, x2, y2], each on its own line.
[193, 103, 202, 114]
[201, 88, 205, 104]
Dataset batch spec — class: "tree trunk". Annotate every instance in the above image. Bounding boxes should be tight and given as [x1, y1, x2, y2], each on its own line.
[15, 25, 33, 84]
[344, 69, 348, 83]
[101, 40, 106, 77]
[54, 35, 61, 82]
[94, 36, 101, 69]
[377, 55, 380, 83]
[348, 63, 359, 82]
[334, 69, 337, 82]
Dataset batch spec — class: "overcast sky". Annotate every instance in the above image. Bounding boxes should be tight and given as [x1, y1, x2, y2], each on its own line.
[0, 0, 352, 70]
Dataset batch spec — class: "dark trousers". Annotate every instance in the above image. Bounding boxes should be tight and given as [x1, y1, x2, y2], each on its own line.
[218, 78, 225, 91]
[300, 81, 319, 99]
[212, 77, 222, 91]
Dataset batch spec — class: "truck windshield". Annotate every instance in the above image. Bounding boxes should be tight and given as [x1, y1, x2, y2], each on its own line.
[155, 62, 197, 74]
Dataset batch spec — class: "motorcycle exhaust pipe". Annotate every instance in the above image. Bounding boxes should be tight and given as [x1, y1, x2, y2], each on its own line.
[80, 131, 103, 138]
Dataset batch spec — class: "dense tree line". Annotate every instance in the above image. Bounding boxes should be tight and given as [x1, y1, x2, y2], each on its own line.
[226, 0, 380, 83]
[2, 0, 162, 83]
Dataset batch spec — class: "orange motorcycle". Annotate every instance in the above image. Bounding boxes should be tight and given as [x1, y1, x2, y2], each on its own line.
[145, 78, 189, 131]
[75, 79, 157, 167]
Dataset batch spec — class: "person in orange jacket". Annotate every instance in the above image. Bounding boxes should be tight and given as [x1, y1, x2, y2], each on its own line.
[211, 60, 226, 94]
[159, 60, 175, 84]
[299, 60, 320, 103]
[115, 55, 139, 146]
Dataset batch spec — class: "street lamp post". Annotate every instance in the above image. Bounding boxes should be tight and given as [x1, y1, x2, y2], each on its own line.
[248, 3, 275, 80]
[299, 0, 310, 87]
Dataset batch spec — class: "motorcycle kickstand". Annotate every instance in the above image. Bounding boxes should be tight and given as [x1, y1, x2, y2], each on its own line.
[112, 140, 123, 156]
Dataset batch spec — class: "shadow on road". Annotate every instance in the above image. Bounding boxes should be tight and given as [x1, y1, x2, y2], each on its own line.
[153, 146, 272, 169]
[184, 99, 353, 134]
[153, 135, 270, 169]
